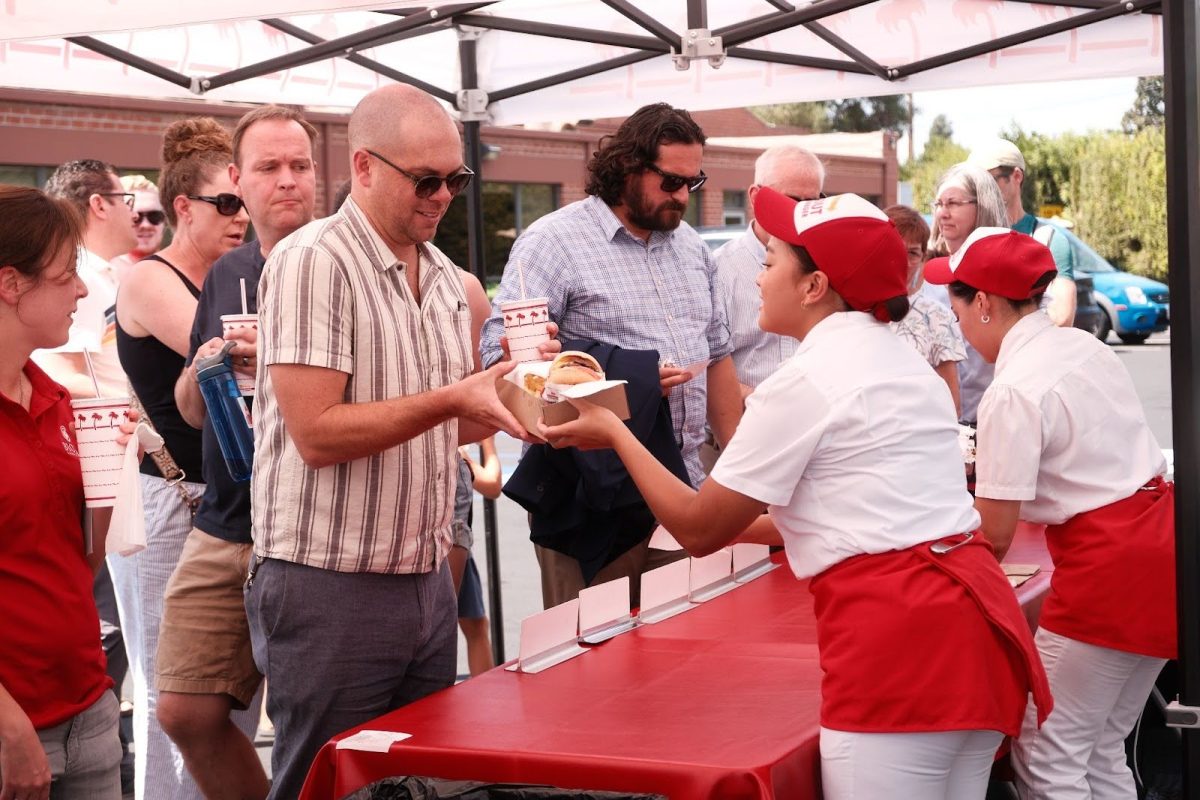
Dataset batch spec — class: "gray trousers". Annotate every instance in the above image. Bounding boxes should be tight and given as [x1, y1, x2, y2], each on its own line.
[35, 690, 122, 800]
[245, 557, 457, 800]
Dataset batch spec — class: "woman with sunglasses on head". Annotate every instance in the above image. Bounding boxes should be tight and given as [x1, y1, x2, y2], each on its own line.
[110, 175, 167, 283]
[924, 230, 1174, 800]
[541, 189, 1051, 799]
[113, 116, 248, 800]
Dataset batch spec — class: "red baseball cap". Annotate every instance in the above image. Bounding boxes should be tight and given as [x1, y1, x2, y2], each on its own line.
[752, 188, 908, 321]
[923, 227, 1058, 300]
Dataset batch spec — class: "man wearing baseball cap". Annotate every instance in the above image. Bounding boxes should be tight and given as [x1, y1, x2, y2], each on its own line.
[925, 228, 1174, 799]
[542, 191, 1050, 798]
[968, 138, 1077, 327]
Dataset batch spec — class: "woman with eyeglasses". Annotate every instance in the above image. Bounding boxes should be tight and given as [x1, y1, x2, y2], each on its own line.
[928, 164, 1009, 460]
[110, 175, 167, 283]
[113, 116, 248, 800]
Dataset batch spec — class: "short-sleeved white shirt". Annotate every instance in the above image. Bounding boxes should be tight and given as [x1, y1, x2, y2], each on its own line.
[712, 312, 981, 579]
[974, 312, 1165, 524]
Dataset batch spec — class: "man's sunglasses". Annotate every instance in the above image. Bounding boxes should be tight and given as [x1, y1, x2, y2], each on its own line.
[134, 210, 166, 226]
[645, 163, 707, 194]
[187, 193, 245, 216]
[366, 149, 474, 199]
[98, 192, 136, 211]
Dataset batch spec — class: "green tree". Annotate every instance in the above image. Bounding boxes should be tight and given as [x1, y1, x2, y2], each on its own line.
[899, 118, 968, 214]
[753, 94, 911, 135]
[1122, 76, 1165, 134]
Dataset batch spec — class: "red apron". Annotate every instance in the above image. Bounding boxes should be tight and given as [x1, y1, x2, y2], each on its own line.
[1041, 477, 1176, 659]
[810, 535, 1052, 736]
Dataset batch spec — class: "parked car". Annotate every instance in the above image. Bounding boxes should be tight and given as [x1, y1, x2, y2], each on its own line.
[1055, 224, 1169, 344]
[699, 223, 1104, 339]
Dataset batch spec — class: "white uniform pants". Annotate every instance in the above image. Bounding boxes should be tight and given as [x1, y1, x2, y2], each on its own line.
[1013, 628, 1166, 800]
[820, 727, 1004, 799]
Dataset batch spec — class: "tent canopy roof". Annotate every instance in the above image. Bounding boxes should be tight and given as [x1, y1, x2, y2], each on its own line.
[0, 0, 1164, 126]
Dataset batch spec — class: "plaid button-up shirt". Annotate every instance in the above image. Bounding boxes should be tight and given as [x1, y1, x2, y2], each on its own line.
[481, 195, 730, 485]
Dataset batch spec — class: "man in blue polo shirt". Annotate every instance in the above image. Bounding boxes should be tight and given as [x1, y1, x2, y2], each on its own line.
[969, 138, 1078, 327]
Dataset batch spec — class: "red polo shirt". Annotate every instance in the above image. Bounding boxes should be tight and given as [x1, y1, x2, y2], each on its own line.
[0, 361, 110, 729]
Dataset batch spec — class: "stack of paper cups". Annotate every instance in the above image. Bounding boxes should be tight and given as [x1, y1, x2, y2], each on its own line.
[71, 396, 131, 508]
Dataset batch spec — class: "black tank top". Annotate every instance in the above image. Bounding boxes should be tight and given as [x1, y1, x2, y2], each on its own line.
[116, 255, 204, 481]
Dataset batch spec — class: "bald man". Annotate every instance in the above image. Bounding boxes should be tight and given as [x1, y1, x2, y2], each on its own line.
[716, 145, 825, 392]
[245, 84, 525, 799]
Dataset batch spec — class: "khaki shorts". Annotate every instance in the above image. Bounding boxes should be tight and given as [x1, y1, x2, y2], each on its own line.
[156, 528, 261, 708]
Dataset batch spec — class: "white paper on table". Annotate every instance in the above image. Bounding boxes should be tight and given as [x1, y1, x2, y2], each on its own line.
[648, 524, 684, 551]
[689, 549, 736, 602]
[578, 577, 636, 643]
[505, 598, 588, 673]
[731, 543, 779, 583]
[335, 730, 412, 752]
[106, 423, 161, 557]
[638, 558, 694, 624]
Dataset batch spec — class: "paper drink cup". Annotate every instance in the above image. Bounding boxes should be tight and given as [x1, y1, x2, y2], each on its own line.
[501, 298, 550, 363]
[220, 313, 258, 396]
[71, 396, 131, 509]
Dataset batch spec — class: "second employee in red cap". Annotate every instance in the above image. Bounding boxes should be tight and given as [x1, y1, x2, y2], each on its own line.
[541, 188, 1051, 798]
[925, 228, 1176, 799]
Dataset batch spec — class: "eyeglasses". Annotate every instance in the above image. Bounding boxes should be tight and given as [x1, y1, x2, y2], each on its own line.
[133, 210, 166, 226]
[365, 149, 474, 198]
[931, 199, 978, 212]
[786, 192, 827, 202]
[187, 193, 245, 216]
[98, 192, 136, 210]
[644, 163, 707, 194]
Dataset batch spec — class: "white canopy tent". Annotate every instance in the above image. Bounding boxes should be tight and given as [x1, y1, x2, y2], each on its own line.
[0, 0, 1164, 124]
[4, 2, 1200, 786]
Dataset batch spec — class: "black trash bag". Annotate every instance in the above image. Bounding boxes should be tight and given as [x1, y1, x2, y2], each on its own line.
[344, 777, 668, 800]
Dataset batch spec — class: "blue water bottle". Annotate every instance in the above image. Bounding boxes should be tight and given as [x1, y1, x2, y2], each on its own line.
[196, 340, 254, 482]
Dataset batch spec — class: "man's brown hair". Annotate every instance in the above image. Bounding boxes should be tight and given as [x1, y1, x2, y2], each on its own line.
[232, 105, 318, 168]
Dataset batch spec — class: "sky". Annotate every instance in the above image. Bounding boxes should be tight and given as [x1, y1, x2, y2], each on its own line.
[900, 76, 1139, 164]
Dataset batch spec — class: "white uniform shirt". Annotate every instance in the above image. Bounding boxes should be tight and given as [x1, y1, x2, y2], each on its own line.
[711, 312, 981, 579]
[974, 312, 1165, 524]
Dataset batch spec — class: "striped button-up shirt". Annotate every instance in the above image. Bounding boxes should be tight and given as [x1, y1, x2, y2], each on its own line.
[480, 195, 730, 485]
[713, 225, 797, 389]
[252, 198, 473, 574]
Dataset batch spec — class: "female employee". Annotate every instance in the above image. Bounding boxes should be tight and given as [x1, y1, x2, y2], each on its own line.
[541, 189, 1050, 799]
[924, 228, 1174, 800]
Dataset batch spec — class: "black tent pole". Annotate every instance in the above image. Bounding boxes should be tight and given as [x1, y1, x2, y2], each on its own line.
[457, 25, 506, 666]
[1163, 0, 1200, 792]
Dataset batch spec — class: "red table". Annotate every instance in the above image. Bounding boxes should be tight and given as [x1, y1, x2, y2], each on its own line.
[300, 524, 1052, 800]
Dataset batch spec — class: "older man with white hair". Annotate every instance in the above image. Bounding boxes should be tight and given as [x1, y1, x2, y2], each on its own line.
[715, 144, 825, 393]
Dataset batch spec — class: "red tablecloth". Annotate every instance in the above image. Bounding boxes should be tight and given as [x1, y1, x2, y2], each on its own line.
[300, 524, 1052, 800]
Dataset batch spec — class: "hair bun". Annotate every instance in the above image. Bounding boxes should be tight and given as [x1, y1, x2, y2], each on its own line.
[161, 117, 232, 165]
[873, 295, 911, 323]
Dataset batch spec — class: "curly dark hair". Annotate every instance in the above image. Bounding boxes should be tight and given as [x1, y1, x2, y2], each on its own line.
[44, 159, 119, 218]
[584, 103, 705, 205]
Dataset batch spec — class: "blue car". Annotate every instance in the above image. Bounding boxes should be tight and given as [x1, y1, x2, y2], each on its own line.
[1057, 225, 1169, 345]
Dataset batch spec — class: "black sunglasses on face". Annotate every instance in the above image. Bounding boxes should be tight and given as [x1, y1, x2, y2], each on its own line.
[134, 210, 166, 226]
[644, 163, 707, 194]
[98, 192, 136, 210]
[187, 193, 245, 216]
[365, 149, 475, 199]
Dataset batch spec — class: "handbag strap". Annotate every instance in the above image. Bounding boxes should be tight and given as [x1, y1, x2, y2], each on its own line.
[127, 385, 200, 517]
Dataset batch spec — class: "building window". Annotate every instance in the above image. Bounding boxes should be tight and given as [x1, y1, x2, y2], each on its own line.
[684, 190, 702, 228]
[0, 165, 53, 187]
[723, 190, 746, 226]
[435, 182, 559, 286]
